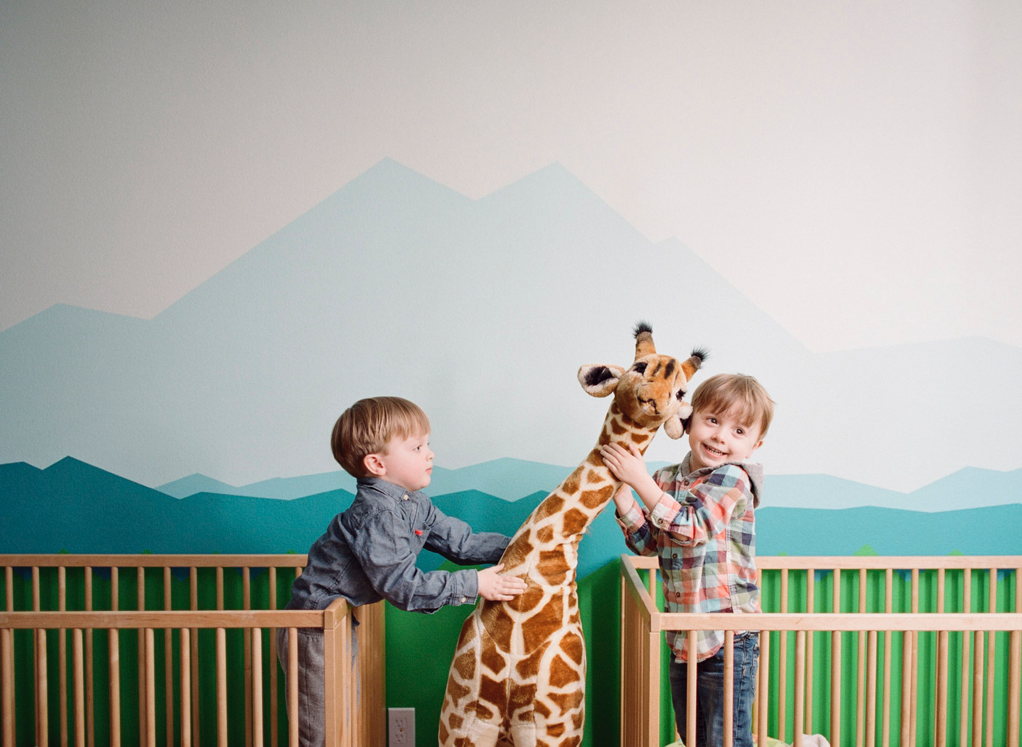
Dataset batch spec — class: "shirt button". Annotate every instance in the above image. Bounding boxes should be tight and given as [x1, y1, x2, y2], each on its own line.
[460, 597, 466, 603]
[403, 494, 409, 501]
[673, 553, 678, 559]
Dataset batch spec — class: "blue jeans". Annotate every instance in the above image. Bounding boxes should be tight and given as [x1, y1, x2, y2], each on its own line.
[669, 632, 759, 747]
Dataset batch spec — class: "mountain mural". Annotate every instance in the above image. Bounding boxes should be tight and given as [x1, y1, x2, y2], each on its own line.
[2, 458, 1019, 567]
[1, 159, 1020, 498]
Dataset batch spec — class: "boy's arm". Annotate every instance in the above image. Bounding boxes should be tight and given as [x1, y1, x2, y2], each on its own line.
[612, 485, 660, 557]
[423, 502, 509, 565]
[352, 508, 480, 612]
[602, 443, 751, 546]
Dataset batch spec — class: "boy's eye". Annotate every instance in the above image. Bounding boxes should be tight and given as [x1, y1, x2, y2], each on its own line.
[736, 428, 745, 436]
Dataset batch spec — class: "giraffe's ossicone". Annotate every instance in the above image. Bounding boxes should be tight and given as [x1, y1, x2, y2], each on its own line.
[439, 323, 706, 747]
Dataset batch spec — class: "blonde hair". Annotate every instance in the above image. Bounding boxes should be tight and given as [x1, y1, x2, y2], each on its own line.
[331, 397, 431, 478]
[690, 374, 774, 438]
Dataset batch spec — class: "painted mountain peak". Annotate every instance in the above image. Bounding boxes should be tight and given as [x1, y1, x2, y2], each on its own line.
[0, 159, 1019, 494]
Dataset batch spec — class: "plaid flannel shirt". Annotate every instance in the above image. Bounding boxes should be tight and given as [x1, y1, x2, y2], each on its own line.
[616, 453, 762, 662]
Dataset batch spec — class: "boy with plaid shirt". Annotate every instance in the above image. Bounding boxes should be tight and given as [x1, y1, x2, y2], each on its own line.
[601, 373, 774, 747]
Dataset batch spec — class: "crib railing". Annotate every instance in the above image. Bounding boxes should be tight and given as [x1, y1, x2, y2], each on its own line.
[620, 555, 1022, 747]
[0, 555, 385, 747]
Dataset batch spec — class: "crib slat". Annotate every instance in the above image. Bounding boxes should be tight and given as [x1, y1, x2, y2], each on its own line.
[856, 569, 866, 747]
[190, 567, 200, 747]
[253, 628, 264, 747]
[900, 630, 912, 747]
[60, 567, 68, 747]
[2, 627, 14, 747]
[269, 566, 279, 747]
[217, 567, 225, 611]
[936, 630, 948, 747]
[935, 568, 946, 747]
[33, 566, 40, 611]
[181, 628, 192, 747]
[85, 566, 94, 747]
[793, 629, 805, 747]
[244, 567, 253, 747]
[1006, 629, 1020, 747]
[73, 628, 85, 747]
[759, 624, 769, 747]
[138, 568, 146, 747]
[724, 631, 735, 747]
[687, 630, 697, 747]
[164, 568, 174, 747]
[882, 568, 892, 747]
[2, 567, 11, 747]
[972, 629, 984, 747]
[779, 568, 789, 745]
[910, 568, 919, 747]
[145, 628, 156, 747]
[986, 567, 996, 747]
[832, 567, 842, 747]
[959, 569, 971, 747]
[866, 630, 877, 747]
[806, 568, 815, 734]
[288, 627, 299, 747]
[37, 627, 48, 747]
[217, 627, 228, 747]
[109, 628, 121, 747]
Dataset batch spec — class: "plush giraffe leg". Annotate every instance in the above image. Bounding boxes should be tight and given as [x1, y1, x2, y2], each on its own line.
[439, 325, 704, 747]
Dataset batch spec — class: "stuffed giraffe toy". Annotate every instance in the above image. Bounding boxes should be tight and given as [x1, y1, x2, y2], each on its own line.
[439, 323, 706, 747]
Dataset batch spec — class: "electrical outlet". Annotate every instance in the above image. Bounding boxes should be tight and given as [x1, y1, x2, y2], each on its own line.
[388, 707, 415, 747]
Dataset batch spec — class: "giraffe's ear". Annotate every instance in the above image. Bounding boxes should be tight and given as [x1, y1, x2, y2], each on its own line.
[663, 402, 693, 439]
[578, 364, 625, 397]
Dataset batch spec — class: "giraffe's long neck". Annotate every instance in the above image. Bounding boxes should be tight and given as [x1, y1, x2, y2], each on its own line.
[497, 399, 656, 585]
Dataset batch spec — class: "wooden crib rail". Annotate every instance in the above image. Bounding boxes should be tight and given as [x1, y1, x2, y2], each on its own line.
[620, 555, 1022, 747]
[0, 555, 385, 747]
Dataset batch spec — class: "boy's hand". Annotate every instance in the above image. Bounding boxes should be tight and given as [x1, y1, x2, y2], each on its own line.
[477, 564, 528, 602]
[600, 443, 651, 489]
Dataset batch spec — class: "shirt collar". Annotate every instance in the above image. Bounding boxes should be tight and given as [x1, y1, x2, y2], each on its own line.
[679, 452, 765, 503]
[356, 476, 422, 501]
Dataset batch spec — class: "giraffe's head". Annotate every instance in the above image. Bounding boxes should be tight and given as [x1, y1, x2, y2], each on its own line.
[577, 322, 706, 439]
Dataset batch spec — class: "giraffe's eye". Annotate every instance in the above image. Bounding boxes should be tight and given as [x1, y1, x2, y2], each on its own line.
[676, 389, 685, 401]
[633, 362, 647, 374]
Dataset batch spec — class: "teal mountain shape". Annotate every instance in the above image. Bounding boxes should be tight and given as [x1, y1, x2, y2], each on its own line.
[2, 459, 1020, 576]
[2, 158, 1019, 494]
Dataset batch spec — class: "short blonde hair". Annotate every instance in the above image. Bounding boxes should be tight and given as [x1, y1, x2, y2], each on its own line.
[690, 374, 774, 438]
[331, 397, 431, 478]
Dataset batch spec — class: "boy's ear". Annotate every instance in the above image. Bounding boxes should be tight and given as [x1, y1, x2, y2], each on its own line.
[363, 453, 386, 477]
[578, 364, 625, 397]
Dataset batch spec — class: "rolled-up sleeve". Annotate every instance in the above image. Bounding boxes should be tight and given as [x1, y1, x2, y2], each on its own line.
[615, 496, 660, 556]
[647, 465, 751, 546]
[352, 508, 479, 613]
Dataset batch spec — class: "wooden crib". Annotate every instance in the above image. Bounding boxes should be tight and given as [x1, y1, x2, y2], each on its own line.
[0, 554, 385, 747]
[620, 555, 1022, 747]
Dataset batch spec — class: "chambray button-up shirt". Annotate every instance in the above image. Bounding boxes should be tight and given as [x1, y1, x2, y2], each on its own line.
[287, 476, 509, 614]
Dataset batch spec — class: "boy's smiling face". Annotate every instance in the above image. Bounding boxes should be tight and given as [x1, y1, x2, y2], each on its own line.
[371, 430, 434, 492]
[687, 406, 763, 471]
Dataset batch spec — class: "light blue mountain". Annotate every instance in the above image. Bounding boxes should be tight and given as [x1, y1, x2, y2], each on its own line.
[2, 458, 1019, 565]
[1, 159, 1019, 495]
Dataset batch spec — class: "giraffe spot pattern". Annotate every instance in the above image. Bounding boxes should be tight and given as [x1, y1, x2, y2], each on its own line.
[561, 508, 588, 536]
[533, 496, 565, 522]
[481, 645, 507, 676]
[560, 631, 584, 665]
[610, 418, 627, 435]
[512, 585, 546, 613]
[479, 603, 515, 652]
[536, 525, 554, 543]
[630, 431, 649, 445]
[501, 532, 535, 568]
[549, 690, 584, 716]
[537, 549, 572, 584]
[455, 651, 476, 681]
[579, 485, 613, 509]
[585, 449, 603, 467]
[508, 682, 538, 718]
[469, 698, 495, 720]
[522, 594, 563, 653]
[478, 676, 506, 711]
[515, 640, 548, 678]
[548, 655, 576, 688]
[560, 469, 582, 496]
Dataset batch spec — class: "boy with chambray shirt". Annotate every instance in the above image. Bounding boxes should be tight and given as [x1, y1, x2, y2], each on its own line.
[279, 396, 526, 747]
[601, 373, 774, 747]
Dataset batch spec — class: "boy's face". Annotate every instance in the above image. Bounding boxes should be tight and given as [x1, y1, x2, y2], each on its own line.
[371, 430, 434, 493]
[687, 406, 763, 472]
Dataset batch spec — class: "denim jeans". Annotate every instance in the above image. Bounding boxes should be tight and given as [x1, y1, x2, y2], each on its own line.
[276, 616, 359, 747]
[668, 632, 759, 747]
